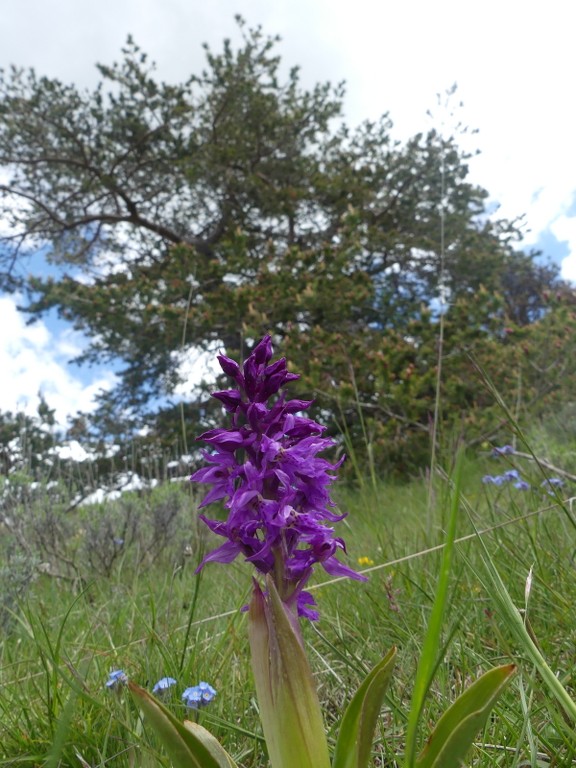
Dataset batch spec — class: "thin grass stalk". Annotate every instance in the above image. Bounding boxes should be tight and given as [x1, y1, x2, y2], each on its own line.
[178, 281, 196, 457]
[426, 122, 448, 539]
[347, 363, 378, 493]
[179, 566, 204, 674]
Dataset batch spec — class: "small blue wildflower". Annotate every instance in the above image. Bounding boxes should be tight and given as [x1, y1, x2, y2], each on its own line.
[105, 669, 128, 690]
[541, 477, 565, 495]
[514, 480, 530, 491]
[152, 676, 177, 695]
[484, 474, 504, 485]
[484, 471, 527, 489]
[492, 445, 515, 456]
[542, 477, 564, 488]
[182, 681, 217, 709]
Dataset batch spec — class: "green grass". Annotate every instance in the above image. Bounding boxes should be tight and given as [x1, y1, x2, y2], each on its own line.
[1, 453, 576, 766]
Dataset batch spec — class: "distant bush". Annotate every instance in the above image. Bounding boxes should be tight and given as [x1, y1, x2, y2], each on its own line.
[1, 481, 202, 588]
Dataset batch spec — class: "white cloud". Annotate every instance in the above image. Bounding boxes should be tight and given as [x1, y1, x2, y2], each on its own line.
[171, 343, 222, 399]
[0, 295, 116, 425]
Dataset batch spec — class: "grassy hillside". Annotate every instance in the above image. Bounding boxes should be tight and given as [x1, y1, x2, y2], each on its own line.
[1, 447, 575, 766]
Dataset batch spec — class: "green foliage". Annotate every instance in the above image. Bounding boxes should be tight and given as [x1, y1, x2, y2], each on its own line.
[2, 458, 576, 764]
[332, 647, 397, 768]
[0, 18, 570, 474]
[0, 396, 57, 477]
[130, 681, 238, 768]
[415, 664, 517, 768]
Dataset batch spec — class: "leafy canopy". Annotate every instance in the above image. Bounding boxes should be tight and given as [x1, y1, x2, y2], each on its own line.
[0, 18, 568, 472]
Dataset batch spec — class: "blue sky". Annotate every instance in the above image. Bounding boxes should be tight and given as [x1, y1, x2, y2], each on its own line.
[1, 0, 575, 425]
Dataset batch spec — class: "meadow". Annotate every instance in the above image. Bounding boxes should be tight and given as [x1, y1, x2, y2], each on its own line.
[2, 19, 576, 766]
[1, 432, 575, 767]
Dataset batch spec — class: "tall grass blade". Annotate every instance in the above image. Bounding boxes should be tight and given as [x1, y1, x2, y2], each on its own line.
[465, 527, 576, 724]
[403, 454, 462, 765]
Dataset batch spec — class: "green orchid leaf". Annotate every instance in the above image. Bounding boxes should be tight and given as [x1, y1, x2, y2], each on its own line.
[182, 721, 239, 767]
[129, 681, 238, 768]
[415, 663, 516, 768]
[332, 646, 397, 768]
[248, 576, 331, 768]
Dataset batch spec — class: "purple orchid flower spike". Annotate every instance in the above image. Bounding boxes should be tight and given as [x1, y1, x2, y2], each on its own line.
[191, 335, 366, 620]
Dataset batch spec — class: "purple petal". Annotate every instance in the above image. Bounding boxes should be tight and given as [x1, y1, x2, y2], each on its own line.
[321, 556, 369, 582]
[283, 398, 314, 413]
[199, 428, 246, 449]
[251, 335, 273, 365]
[195, 540, 240, 572]
[211, 389, 243, 411]
[296, 591, 320, 621]
[218, 354, 242, 380]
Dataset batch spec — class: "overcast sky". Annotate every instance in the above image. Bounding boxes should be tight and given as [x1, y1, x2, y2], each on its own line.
[1, 0, 575, 425]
